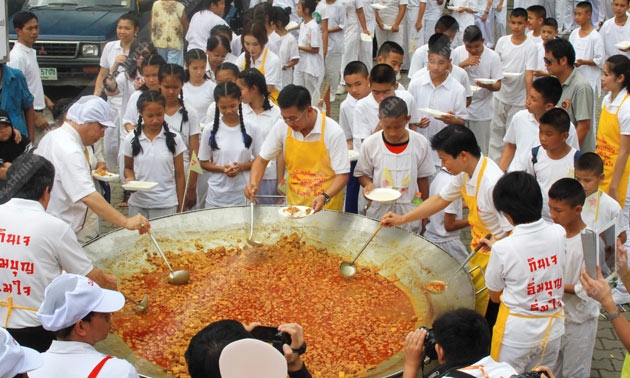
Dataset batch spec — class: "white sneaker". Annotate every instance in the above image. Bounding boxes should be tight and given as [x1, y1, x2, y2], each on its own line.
[330, 93, 336, 103]
[336, 84, 347, 95]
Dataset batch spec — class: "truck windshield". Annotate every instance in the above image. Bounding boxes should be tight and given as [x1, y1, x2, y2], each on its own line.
[27, 0, 130, 8]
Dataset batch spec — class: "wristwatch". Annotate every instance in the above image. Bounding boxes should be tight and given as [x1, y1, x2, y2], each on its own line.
[603, 307, 622, 321]
[320, 192, 331, 205]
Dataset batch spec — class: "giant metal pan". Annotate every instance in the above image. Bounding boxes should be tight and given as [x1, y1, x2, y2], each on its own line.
[83, 206, 476, 377]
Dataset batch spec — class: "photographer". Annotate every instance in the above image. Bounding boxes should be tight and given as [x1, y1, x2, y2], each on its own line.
[185, 320, 311, 378]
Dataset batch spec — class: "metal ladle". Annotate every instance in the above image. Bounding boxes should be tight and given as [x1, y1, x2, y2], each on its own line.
[147, 231, 190, 285]
[123, 293, 149, 313]
[340, 224, 384, 277]
[247, 201, 263, 247]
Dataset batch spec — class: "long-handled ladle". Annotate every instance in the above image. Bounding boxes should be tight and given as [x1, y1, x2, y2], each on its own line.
[147, 230, 190, 285]
[340, 224, 384, 277]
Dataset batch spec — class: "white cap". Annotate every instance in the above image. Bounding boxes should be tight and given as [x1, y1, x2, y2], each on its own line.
[219, 339, 287, 378]
[0, 328, 43, 378]
[37, 274, 124, 331]
[66, 95, 116, 128]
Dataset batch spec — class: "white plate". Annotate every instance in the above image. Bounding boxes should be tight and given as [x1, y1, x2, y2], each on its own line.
[286, 21, 299, 31]
[365, 188, 402, 203]
[348, 150, 360, 161]
[92, 170, 120, 182]
[476, 78, 497, 85]
[616, 41, 630, 50]
[360, 33, 372, 42]
[419, 108, 446, 118]
[382, 24, 392, 31]
[122, 181, 158, 192]
[447, 5, 461, 11]
[279, 205, 314, 219]
[502, 72, 522, 78]
[370, 3, 386, 10]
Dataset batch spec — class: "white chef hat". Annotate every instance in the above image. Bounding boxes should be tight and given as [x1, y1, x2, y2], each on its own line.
[219, 338, 287, 378]
[37, 274, 124, 331]
[66, 95, 116, 128]
[0, 328, 43, 378]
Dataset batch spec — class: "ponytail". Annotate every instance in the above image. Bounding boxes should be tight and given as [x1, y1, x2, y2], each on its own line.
[238, 103, 252, 148]
[210, 103, 220, 150]
[131, 115, 143, 156]
[163, 121, 177, 154]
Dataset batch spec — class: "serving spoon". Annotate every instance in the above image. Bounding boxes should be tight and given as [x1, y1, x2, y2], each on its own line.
[340, 224, 384, 277]
[123, 293, 149, 313]
[147, 230, 190, 285]
[247, 201, 263, 247]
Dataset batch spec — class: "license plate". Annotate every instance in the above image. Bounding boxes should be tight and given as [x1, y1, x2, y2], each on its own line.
[40, 67, 58, 81]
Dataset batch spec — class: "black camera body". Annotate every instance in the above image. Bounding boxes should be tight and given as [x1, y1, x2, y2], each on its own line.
[420, 326, 438, 361]
[250, 325, 292, 353]
[510, 372, 543, 378]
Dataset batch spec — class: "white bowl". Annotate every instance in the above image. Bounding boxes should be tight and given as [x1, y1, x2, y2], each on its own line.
[278, 205, 313, 219]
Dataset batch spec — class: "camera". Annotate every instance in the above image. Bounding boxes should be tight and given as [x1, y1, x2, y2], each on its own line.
[420, 326, 438, 361]
[250, 325, 292, 353]
[510, 372, 543, 378]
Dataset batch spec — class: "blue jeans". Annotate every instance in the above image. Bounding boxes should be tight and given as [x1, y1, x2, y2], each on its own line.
[345, 160, 359, 213]
[157, 47, 183, 66]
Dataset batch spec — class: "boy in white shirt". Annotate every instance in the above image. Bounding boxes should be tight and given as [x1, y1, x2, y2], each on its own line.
[321, 0, 345, 102]
[374, 0, 407, 47]
[599, 0, 630, 60]
[408, 33, 467, 166]
[488, 7, 538, 163]
[485, 171, 565, 373]
[409, 15, 459, 77]
[569, 1, 605, 100]
[548, 178, 600, 378]
[526, 5, 545, 45]
[478, 0, 507, 49]
[522, 108, 582, 222]
[449, 0, 478, 47]
[534, 18, 559, 77]
[451, 25, 503, 155]
[376, 42, 406, 89]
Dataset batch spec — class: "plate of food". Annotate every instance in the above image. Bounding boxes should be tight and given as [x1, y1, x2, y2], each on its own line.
[502, 72, 522, 78]
[616, 41, 630, 50]
[92, 169, 120, 182]
[370, 2, 387, 10]
[286, 21, 300, 31]
[122, 181, 158, 192]
[348, 150, 360, 161]
[279, 205, 313, 219]
[476, 78, 497, 85]
[365, 188, 402, 203]
[419, 108, 446, 118]
[447, 5, 462, 11]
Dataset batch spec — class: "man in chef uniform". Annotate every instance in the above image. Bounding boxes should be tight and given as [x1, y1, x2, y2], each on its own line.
[245, 85, 350, 212]
[35, 96, 149, 242]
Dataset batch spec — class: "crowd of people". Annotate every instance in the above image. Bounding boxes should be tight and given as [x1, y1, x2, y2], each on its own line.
[2, 0, 630, 376]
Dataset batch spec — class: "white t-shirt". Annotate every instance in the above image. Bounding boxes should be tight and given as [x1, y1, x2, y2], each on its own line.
[439, 156, 512, 238]
[0, 199, 93, 328]
[411, 64, 473, 99]
[35, 124, 97, 233]
[569, 28, 605, 97]
[493, 35, 538, 105]
[451, 45, 504, 121]
[408, 43, 428, 78]
[320, 0, 346, 54]
[185, 10, 229, 51]
[485, 219, 566, 348]
[276, 33, 300, 88]
[452, 356, 518, 378]
[504, 109, 579, 172]
[599, 17, 630, 60]
[339, 94, 358, 143]
[198, 119, 261, 207]
[164, 106, 202, 166]
[267, 31, 282, 55]
[259, 111, 350, 174]
[582, 190, 627, 236]
[563, 230, 601, 323]
[296, 19, 325, 77]
[377, 0, 408, 25]
[99, 40, 125, 72]
[451, 0, 477, 31]
[424, 168, 464, 243]
[183, 80, 217, 125]
[29, 341, 138, 378]
[235, 47, 283, 88]
[122, 129, 187, 208]
[601, 88, 630, 136]
[242, 103, 282, 180]
[123, 90, 142, 129]
[8, 42, 45, 110]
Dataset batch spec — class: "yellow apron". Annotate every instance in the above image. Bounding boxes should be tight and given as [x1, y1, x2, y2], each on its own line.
[490, 302, 564, 369]
[0, 295, 38, 328]
[622, 353, 630, 378]
[284, 112, 344, 211]
[596, 94, 630, 206]
[242, 47, 280, 105]
[461, 157, 492, 315]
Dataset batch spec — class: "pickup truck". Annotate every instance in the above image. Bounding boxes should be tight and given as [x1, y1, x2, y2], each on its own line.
[9, 0, 152, 86]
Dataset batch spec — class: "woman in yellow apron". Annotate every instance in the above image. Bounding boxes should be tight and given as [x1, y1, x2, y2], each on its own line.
[597, 55, 630, 206]
[237, 22, 282, 105]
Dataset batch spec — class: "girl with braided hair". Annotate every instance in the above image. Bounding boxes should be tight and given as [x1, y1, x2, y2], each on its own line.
[235, 21, 283, 104]
[183, 49, 216, 125]
[237, 68, 282, 204]
[122, 90, 186, 218]
[199, 82, 261, 208]
[159, 63, 201, 209]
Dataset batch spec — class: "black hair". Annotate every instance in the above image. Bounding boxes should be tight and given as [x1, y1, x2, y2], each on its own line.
[606, 54, 630, 92]
[549, 177, 586, 208]
[206, 34, 232, 53]
[138, 54, 167, 91]
[532, 76, 562, 105]
[277, 84, 312, 110]
[544, 38, 576, 67]
[216, 62, 240, 82]
[56, 312, 96, 341]
[210, 24, 234, 40]
[118, 11, 140, 29]
[435, 15, 459, 33]
[343, 61, 369, 77]
[430, 124, 481, 159]
[428, 33, 451, 59]
[300, 0, 317, 15]
[13, 11, 37, 29]
[379, 96, 408, 119]
[159, 64, 190, 130]
[463, 25, 483, 43]
[575, 152, 604, 176]
[543, 17, 558, 30]
[369, 64, 397, 85]
[133, 90, 177, 156]
[6, 154, 54, 201]
[539, 108, 570, 133]
[510, 7, 528, 20]
[527, 5, 546, 19]
[432, 308, 491, 367]
[377, 41, 404, 58]
[201, 0, 224, 14]
[238, 68, 272, 111]
[575, 1, 593, 13]
[271, 6, 291, 28]
[52, 98, 74, 122]
[210, 82, 251, 150]
[493, 171, 542, 224]
[254, 1, 274, 23]
[241, 22, 269, 69]
[185, 320, 252, 378]
[185, 49, 210, 82]
[242, 6, 267, 27]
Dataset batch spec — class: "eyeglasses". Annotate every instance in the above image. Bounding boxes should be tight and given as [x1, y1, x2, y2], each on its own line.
[282, 108, 309, 124]
[543, 57, 553, 65]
